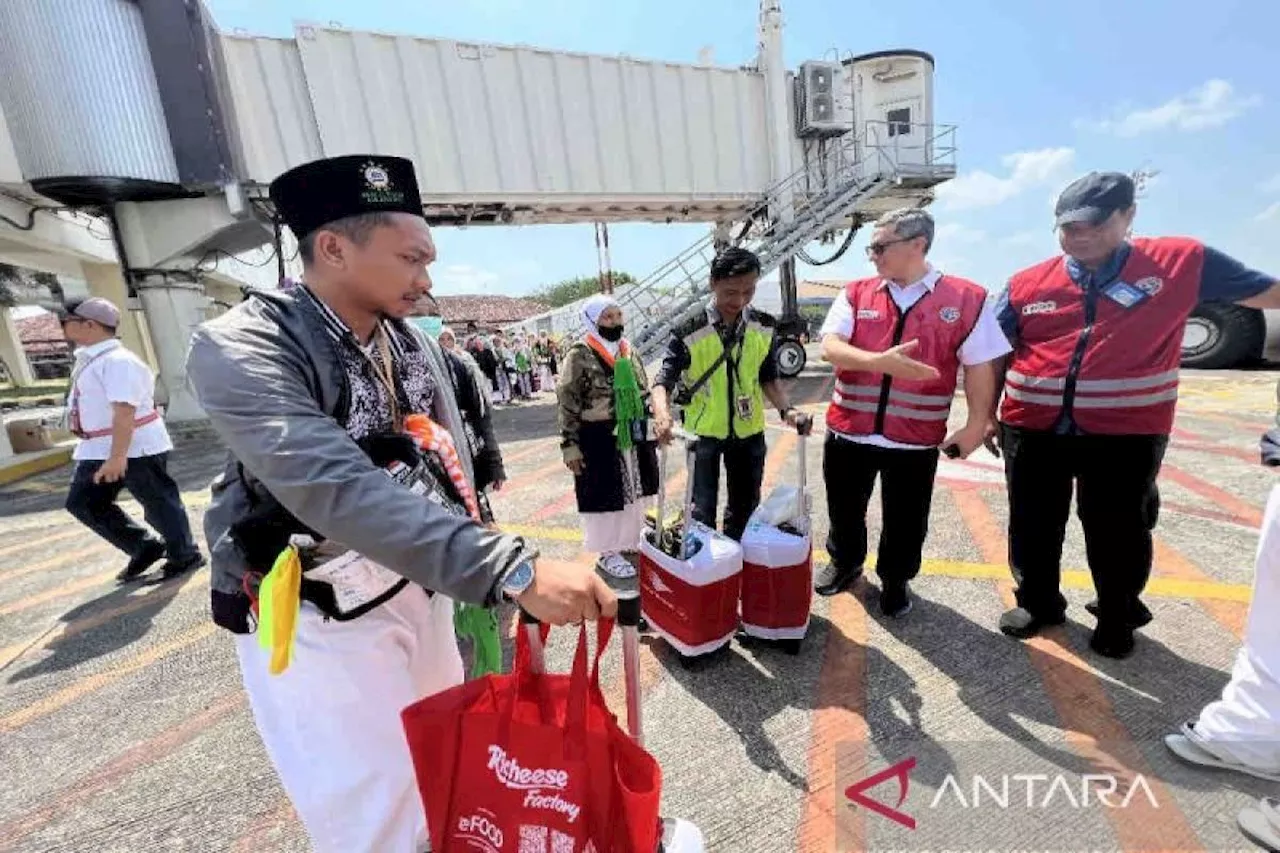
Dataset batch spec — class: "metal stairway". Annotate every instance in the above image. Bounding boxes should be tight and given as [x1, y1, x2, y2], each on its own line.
[543, 126, 912, 363]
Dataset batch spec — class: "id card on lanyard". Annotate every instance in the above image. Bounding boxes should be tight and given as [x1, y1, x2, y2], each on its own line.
[723, 324, 754, 422]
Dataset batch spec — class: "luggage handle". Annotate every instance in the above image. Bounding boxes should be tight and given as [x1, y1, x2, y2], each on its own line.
[518, 580, 646, 746]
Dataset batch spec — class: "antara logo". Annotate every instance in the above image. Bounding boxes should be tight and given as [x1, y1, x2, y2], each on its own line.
[1022, 301, 1056, 316]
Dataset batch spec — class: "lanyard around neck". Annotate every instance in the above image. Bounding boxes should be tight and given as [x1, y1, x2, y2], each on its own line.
[359, 326, 401, 429]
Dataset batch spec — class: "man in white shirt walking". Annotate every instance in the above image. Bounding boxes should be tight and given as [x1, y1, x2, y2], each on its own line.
[814, 208, 1011, 617]
[60, 297, 204, 582]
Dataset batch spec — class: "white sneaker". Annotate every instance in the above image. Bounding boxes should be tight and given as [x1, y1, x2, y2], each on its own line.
[598, 553, 637, 579]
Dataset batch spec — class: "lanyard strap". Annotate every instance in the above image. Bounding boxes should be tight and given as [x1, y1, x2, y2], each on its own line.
[360, 326, 401, 430]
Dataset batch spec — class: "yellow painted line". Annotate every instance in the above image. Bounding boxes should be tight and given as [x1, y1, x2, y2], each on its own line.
[501, 523, 1253, 603]
[0, 622, 218, 732]
[0, 447, 73, 486]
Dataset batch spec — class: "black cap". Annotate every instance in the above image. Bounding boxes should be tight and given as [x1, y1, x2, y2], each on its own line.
[269, 155, 424, 240]
[1054, 172, 1135, 227]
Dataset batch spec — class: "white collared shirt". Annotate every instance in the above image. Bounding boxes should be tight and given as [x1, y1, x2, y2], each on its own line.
[68, 339, 172, 461]
[818, 267, 1012, 449]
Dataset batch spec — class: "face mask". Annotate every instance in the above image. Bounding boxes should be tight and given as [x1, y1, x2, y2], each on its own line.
[596, 324, 624, 342]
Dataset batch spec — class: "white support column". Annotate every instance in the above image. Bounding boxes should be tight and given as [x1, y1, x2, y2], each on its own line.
[0, 308, 36, 386]
[759, 0, 794, 224]
[81, 262, 156, 368]
[134, 274, 208, 423]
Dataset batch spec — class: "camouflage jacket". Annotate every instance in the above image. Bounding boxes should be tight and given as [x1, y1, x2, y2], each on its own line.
[555, 340, 652, 463]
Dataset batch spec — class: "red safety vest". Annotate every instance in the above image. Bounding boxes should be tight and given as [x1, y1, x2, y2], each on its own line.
[826, 274, 988, 447]
[999, 237, 1203, 435]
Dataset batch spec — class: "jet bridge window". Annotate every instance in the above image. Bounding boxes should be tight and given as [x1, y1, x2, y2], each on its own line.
[887, 108, 911, 137]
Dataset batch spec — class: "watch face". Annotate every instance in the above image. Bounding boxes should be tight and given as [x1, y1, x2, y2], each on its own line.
[505, 560, 534, 591]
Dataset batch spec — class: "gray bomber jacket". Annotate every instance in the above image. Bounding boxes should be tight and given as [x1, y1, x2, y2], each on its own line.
[186, 287, 530, 633]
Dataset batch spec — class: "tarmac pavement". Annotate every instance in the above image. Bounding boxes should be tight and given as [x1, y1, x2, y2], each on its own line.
[0, 356, 1276, 852]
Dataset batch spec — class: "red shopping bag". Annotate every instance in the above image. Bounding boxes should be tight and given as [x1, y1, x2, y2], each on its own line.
[401, 619, 662, 853]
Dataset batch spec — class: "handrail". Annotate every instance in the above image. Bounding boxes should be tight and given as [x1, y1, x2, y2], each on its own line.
[508, 121, 958, 345]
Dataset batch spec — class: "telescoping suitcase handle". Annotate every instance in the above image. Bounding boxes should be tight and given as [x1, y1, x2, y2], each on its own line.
[518, 566, 646, 745]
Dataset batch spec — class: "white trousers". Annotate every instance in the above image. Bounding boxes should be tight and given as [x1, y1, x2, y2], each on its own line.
[1194, 483, 1280, 771]
[235, 585, 464, 853]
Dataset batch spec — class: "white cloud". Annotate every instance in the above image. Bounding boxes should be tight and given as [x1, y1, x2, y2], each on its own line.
[1082, 79, 1261, 137]
[935, 147, 1075, 211]
[999, 231, 1044, 248]
[1263, 174, 1280, 194]
[934, 223, 987, 245]
[1256, 201, 1280, 222]
[433, 264, 500, 293]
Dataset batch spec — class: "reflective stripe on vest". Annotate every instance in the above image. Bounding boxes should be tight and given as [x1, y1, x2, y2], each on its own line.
[824, 274, 988, 446]
[831, 380, 952, 420]
[681, 316, 773, 439]
[999, 237, 1201, 435]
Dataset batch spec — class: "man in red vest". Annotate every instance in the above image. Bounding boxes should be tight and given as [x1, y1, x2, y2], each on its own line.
[994, 171, 1280, 658]
[814, 208, 1011, 617]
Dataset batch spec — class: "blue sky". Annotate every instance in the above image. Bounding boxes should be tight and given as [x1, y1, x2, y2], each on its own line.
[205, 0, 1280, 299]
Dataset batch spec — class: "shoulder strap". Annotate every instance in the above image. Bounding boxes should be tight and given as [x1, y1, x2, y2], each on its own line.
[680, 337, 731, 402]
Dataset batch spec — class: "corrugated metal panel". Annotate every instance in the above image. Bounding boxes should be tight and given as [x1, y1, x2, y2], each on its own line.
[215, 34, 323, 184]
[0, 102, 22, 185]
[0, 0, 177, 183]
[291, 24, 771, 202]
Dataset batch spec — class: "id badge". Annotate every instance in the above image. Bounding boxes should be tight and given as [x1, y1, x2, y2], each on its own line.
[1103, 280, 1149, 309]
[736, 395, 754, 420]
[305, 550, 404, 614]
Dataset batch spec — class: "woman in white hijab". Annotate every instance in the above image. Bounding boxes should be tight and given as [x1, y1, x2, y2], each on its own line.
[555, 294, 659, 590]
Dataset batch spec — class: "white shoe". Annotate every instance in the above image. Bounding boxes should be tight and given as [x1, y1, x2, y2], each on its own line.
[597, 553, 637, 579]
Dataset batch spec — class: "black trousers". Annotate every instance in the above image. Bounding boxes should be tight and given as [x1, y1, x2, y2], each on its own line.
[65, 453, 200, 562]
[691, 432, 767, 542]
[1001, 424, 1167, 626]
[823, 434, 940, 588]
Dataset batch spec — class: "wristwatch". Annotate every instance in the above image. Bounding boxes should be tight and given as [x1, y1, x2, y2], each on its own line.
[499, 553, 538, 601]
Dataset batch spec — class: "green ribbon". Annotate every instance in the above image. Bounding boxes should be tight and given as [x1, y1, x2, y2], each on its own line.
[613, 353, 645, 451]
[453, 601, 503, 678]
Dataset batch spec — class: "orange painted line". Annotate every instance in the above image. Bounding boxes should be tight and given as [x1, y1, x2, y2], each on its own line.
[0, 580, 196, 672]
[952, 484, 1205, 852]
[0, 544, 107, 584]
[1160, 464, 1263, 528]
[796, 592, 867, 852]
[0, 693, 245, 842]
[1153, 540, 1247, 640]
[500, 459, 568, 494]
[0, 569, 120, 617]
[499, 441, 557, 468]
[0, 527, 82, 560]
[0, 623, 218, 733]
[1171, 440, 1257, 463]
[229, 799, 299, 853]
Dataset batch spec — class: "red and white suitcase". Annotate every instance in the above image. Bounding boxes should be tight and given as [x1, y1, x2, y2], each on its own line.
[520, 591, 705, 853]
[739, 431, 813, 654]
[639, 438, 743, 659]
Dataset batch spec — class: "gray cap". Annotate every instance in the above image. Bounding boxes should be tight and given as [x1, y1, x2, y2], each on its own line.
[1054, 171, 1135, 227]
[63, 297, 121, 329]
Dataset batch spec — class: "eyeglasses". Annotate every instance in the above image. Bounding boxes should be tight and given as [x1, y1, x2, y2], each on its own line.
[866, 237, 914, 257]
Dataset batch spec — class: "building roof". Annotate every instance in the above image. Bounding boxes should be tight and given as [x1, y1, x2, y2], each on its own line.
[797, 279, 847, 299]
[434, 295, 550, 327]
[15, 312, 67, 353]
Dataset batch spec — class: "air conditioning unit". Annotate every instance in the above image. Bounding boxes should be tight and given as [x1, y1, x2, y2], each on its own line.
[794, 61, 852, 138]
